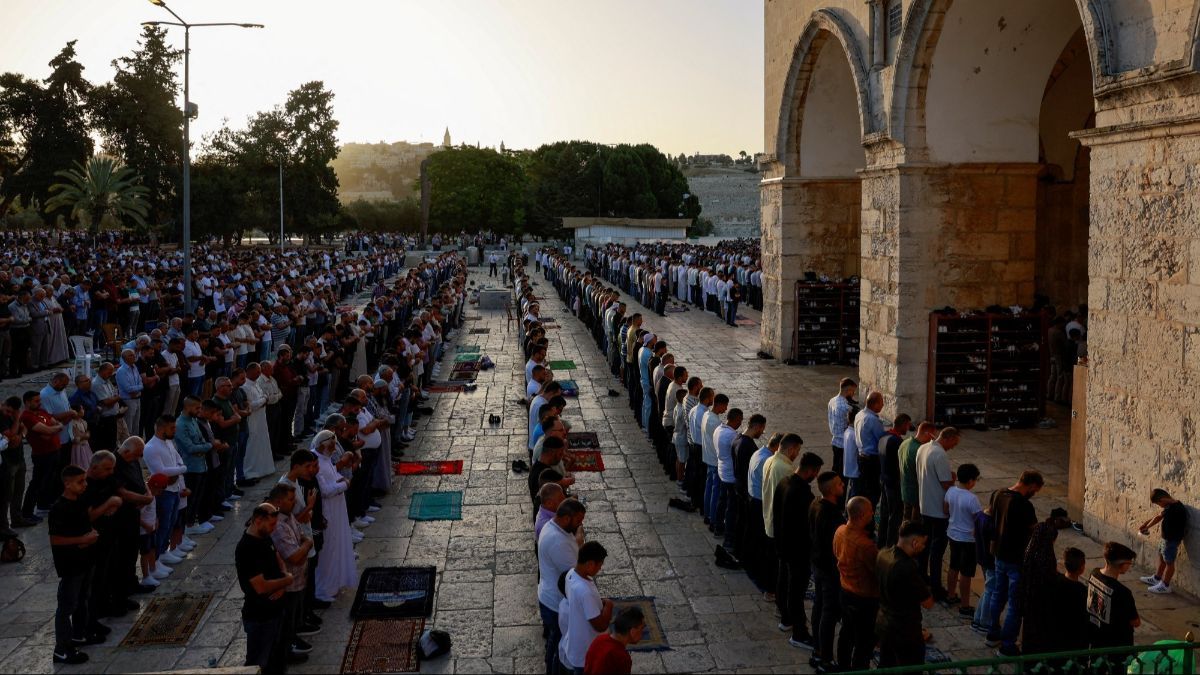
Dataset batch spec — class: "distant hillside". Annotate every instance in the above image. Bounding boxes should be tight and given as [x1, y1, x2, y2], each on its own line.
[684, 166, 761, 237]
[330, 141, 444, 203]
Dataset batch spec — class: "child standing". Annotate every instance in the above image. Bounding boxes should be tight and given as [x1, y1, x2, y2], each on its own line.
[140, 474, 170, 587]
[68, 405, 92, 469]
[944, 463, 982, 615]
[1137, 488, 1188, 594]
[48, 465, 110, 665]
[1087, 542, 1141, 647]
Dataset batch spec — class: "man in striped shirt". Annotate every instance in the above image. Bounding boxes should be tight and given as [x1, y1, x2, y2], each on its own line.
[827, 378, 857, 479]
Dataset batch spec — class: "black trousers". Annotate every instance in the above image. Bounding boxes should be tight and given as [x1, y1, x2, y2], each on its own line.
[837, 590, 878, 670]
[684, 446, 705, 506]
[919, 515, 950, 595]
[778, 557, 811, 640]
[878, 483, 903, 548]
[811, 567, 840, 662]
[831, 445, 844, 481]
[8, 327, 30, 376]
[879, 622, 925, 667]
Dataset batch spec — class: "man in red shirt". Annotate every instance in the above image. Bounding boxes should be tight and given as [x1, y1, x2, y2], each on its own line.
[20, 390, 65, 520]
[583, 605, 644, 675]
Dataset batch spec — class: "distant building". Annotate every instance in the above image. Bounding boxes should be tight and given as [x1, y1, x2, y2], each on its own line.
[562, 217, 689, 246]
[331, 139, 446, 203]
[686, 167, 761, 238]
[443, 127, 452, 149]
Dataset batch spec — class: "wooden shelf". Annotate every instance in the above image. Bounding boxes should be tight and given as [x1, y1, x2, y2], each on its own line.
[791, 280, 861, 366]
[926, 312, 1048, 428]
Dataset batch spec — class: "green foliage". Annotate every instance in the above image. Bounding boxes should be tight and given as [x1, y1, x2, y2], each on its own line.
[91, 25, 183, 229]
[425, 146, 528, 234]
[0, 42, 94, 220]
[0, 195, 46, 230]
[44, 156, 150, 233]
[343, 198, 421, 232]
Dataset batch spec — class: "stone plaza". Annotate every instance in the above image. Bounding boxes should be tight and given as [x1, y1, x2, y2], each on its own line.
[0, 263, 1194, 673]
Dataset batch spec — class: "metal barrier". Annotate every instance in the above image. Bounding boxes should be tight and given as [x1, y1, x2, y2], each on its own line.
[844, 638, 1197, 674]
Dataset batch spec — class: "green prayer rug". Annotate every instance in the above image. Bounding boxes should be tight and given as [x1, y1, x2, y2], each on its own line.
[548, 359, 577, 370]
[455, 345, 481, 353]
[408, 491, 463, 521]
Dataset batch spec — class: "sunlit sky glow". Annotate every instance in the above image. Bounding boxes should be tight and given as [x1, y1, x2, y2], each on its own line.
[4, 0, 764, 156]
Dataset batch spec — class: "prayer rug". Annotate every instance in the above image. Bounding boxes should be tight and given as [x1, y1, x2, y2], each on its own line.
[566, 431, 600, 449]
[558, 379, 578, 397]
[120, 592, 215, 646]
[453, 353, 481, 363]
[464, 316, 482, 321]
[449, 371, 478, 382]
[564, 450, 604, 472]
[427, 384, 465, 394]
[665, 305, 688, 313]
[455, 344, 481, 353]
[547, 359, 576, 370]
[395, 460, 463, 476]
[610, 597, 668, 652]
[871, 645, 950, 668]
[452, 361, 481, 373]
[340, 618, 424, 673]
[408, 491, 463, 521]
[351, 566, 438, 619]
[469, 328, 491, 335]
[735, 317, 758, 327]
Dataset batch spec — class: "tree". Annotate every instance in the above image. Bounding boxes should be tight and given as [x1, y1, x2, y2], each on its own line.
[0, 42, 94, 220]
[425, 146, 528, 234]
[44, 156, 150, 235]
[92, 25, 183, 234]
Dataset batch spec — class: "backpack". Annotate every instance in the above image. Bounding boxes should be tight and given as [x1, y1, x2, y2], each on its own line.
[0, 535, 26, 563]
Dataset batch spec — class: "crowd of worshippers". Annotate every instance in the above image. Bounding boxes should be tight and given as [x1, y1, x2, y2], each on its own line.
[572, 240, 763, 324]
[518, 246, 1180, 672]
[4, 250, 467, 670]
[0, 231, 413, 382]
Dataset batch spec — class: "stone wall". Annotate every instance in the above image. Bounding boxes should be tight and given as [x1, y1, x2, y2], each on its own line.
[760, 177, 861, 359]
[687, 170, 763, 237]
[1036, 154, 1091, 310]
[1077, 119, 1200, 594]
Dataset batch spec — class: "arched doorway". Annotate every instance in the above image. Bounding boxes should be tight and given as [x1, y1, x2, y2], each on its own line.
[760, 11, 868, 359]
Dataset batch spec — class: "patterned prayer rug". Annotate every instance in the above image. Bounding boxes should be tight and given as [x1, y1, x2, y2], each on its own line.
[452, 361, 481, 373]
[453, 353, 481, 363]
[558, 379, 578, 396]
[469, 328, 491, 335]
[735, 317, 758, 327]
[340, 618, 424, 673]
[666, 305, 689, 313]
[449, 371, 478, 382]
[566, 432, 600, 449]
[455, 344, 481, 353]
[547, 359, 576, 370]
[394, 460, 463, 476]
[610, 597, 669, 651]
[427, 384, 465, 394]
[351, 566, 438, 619]
[564, 450, 604, 472]
[120, 592, 215, 646]
[408, 491, 463, 521]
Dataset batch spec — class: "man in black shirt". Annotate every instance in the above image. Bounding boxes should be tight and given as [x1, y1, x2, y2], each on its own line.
[236, 502, 294, 674]
[876, 415, 910, 548]
[528, 436, 572, 502]
[82, 450, 139, 621]
[876, 520, 933, 667]
[774, 450, 824, 650]
[732, 414, 766, 586]
[113, 438, 154, 599]
[809, 470, 846, 670]
[1086, 542, 1140, 649]
[1052, 546, 1090, 652]
[1138, 488, 1188, 593]
[986, 470, 1043, 651]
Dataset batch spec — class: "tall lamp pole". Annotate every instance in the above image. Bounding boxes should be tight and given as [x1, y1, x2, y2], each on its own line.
[144, 0, 262, 311]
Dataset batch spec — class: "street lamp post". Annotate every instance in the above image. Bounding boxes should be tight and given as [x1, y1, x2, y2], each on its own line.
[144, 0, 262, 312]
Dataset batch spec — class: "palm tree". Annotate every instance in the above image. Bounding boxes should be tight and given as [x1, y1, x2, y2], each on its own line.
[44, 156, 151, 236]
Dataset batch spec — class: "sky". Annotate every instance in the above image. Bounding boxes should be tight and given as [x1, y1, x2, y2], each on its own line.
[2, 0, 764, 157]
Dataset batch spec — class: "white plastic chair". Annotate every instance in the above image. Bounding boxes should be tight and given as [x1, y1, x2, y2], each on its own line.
[68, 335, 102, 378]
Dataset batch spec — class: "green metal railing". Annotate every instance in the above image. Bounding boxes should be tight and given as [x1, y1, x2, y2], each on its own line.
[844, 640, 1197, 674]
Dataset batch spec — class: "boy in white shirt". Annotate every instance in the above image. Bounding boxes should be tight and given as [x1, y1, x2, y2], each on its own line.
[560, 541, 614, 673]
[944, 463, 982, 614]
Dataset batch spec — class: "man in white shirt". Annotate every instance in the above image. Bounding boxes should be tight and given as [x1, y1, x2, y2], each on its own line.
[161, 337, 184, 418]
[537, 499, 586, 675]
[701, 393, 729, 533]
[560, 541, 614, 673]
[143, 416, 190, 565]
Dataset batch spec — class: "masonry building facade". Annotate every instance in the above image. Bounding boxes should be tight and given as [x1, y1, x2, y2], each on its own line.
[761, 0, 1199, 592]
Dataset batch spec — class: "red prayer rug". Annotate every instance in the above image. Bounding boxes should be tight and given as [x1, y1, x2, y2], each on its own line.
[564, 450, 604, 472]
[394, 460, 464, 476]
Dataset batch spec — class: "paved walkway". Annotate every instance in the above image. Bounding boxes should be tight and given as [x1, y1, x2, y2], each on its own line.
[0, 265, 1195, 673]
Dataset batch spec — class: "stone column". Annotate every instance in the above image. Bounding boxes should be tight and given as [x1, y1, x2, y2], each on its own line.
[759, 175, 862, 359]
[858, 162, 1039, 418]
[1075, 118, 1200, 595]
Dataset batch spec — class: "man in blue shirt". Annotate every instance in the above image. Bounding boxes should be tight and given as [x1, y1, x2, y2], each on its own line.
[116, 349, 145, 440]
[39, 371, 78, 457]
[826, 378, 857, 479]
[851, 392, 886, 508]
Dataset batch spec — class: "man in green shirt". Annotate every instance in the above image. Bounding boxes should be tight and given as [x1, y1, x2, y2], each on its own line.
[897, 422, 935, 522]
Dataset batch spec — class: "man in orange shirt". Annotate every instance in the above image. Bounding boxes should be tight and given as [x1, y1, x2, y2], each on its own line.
[833, 496, 879, 671]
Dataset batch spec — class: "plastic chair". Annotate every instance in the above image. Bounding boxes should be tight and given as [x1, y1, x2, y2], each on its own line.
[68, 335, 102, 378]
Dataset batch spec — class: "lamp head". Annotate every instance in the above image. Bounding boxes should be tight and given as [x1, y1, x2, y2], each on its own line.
[148, 0, 166, 6]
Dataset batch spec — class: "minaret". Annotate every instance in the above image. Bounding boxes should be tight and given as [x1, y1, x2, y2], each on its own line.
[443, 127, 451, 148]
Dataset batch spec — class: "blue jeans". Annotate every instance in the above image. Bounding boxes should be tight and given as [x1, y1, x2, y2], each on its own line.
[154, 490, 180, 556]
[974, 565, 996, 631]
[703, 465, 718, 523]
[538, 602, 560, 675]
[640, 379, 652, 430]
[187, 375, 204, 398]
[987, 559, 1022, 647]
[719, 481, 737, 550]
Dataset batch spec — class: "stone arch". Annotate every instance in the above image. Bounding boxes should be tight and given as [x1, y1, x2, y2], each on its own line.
[889, 0, 1111, 160]
[775, 8, 874, 176]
